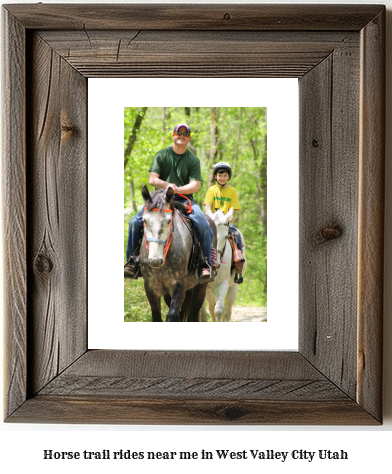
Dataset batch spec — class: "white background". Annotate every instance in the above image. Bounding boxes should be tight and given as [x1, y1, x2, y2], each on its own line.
[1, 0, 391, 472]
[88, 78, 299, 350]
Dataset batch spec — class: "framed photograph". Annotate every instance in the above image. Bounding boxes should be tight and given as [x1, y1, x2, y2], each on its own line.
[3, 4, 385, 424]
[88, 82, 298, 349]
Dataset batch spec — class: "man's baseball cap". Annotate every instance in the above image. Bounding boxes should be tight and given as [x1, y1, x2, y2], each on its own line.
[173, 123, 191, 134]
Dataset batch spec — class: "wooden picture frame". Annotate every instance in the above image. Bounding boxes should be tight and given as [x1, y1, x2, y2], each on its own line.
[3, 4, 385, 424]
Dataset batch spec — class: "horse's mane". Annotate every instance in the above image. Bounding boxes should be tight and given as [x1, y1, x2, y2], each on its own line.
[145, 188, 174, 212]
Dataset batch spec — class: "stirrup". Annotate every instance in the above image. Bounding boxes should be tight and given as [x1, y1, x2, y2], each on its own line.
[195, 265, 214, 284]
[124, 263, 140, 280]
[234, 272, 243, 284]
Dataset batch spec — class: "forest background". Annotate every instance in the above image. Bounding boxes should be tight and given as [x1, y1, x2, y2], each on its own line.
[124, 107, 267, 322]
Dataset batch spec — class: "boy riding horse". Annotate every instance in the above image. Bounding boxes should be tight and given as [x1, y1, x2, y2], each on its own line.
[204, 161, 245, 284]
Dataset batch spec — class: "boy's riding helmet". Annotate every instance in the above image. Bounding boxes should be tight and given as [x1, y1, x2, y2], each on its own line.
[213, 162, 232, 179]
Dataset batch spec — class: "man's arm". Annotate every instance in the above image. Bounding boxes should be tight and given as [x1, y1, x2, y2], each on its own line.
[148, 172, 200, 195]
[148, 172, 171, 189]
[177, 180, 200, 195]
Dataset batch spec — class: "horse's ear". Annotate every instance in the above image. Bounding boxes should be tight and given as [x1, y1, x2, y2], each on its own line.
[142, 185, 152, 203]
[226, 207, 235, 222]
[166, 187, 174, 203]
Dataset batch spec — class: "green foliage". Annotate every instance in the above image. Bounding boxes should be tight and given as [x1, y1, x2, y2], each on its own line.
[124, 107, 267, 321]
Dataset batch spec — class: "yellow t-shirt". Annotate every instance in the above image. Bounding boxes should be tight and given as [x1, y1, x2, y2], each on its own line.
[204, 184, 240, 214]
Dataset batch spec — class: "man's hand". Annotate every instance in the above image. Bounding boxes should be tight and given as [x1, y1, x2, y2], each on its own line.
[167, 183, 180, 194]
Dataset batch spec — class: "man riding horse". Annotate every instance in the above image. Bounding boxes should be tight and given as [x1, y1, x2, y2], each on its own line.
[124, 123, 213, 281]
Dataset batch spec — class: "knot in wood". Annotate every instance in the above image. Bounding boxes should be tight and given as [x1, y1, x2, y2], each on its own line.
[315, 225, 342, 244]
[34, 252, 53, 274]
[223, 405, 243, 420]
[223, 13, 231, 21]
[61, 124, 77, 134]
[312, 139, 319, 148]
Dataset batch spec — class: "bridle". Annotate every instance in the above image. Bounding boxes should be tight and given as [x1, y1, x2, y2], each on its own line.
[143, 208, 174, 265]
[216, 222, 230, 266]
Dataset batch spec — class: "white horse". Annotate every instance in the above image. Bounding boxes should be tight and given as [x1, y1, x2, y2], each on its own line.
[201, 207, 247, 322]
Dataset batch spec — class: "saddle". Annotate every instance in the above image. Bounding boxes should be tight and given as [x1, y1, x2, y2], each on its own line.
[176, 210, 217, 282]
[227, 231, 245, 284]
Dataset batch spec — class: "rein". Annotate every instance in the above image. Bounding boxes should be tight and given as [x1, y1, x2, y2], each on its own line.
[217, 235, 229, 265]
[143, 208, 174, 264]
[216, 222, 230, 265]
[177, 194, 192, 214]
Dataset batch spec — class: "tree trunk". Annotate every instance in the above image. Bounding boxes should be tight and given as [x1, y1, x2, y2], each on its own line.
[250, 134, 267, 294]
[250, 138, 267, 241]
[130, 179, 137, 214]
[124, 106, 148, 169]
[233, 107, 243, 179]
[209, 107, 219, 186]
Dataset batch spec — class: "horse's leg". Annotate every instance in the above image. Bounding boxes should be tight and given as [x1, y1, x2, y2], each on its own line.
[166, 283, 187, 322]
[180, 289, 192, 322]
[199, 302, 208, 322]
[213, 279, 229, 322]
[144, 284, 163, 322]
[163, 292, 172, 308]
[205, 288, 216, 322]
[186, 284, 208, 322]
[222, 283, 238, 322]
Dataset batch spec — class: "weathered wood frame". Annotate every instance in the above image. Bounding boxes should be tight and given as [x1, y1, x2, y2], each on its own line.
[2, 4, 385, 424]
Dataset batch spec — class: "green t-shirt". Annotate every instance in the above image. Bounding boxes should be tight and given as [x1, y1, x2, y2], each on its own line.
[149, 146, 202, 197]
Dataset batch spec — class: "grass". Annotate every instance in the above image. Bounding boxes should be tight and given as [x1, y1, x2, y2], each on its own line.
[124, 278, 157, 322]
[124, 278, 215, 322]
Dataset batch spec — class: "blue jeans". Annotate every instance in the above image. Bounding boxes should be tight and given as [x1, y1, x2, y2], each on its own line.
[229, 223, 243, 251]
[126, 195, 213, 266]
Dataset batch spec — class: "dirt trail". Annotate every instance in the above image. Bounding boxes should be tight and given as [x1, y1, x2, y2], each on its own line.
[230, 306, 267, 322]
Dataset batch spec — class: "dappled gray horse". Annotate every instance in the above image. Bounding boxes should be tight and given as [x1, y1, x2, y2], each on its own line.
[140, 186, 217, 322]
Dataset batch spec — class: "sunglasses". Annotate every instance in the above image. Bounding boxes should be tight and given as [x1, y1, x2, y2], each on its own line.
[174, 131, 191, 137]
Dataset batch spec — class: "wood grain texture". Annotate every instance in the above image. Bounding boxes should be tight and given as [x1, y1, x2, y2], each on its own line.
[299, 41, 360, 399]
[43, 350, 332, 382]
[36, 351, 348, 401]
[9, 396, 377, 425]
[38, 30, 358, 78]
[357, 9, 385, 422]
[2, 9, 27, 419]
[6, 350, 379, 424]
[2, 4, 385, 425]
[4, 4, 384, 31]
[27, 33, 87, 395]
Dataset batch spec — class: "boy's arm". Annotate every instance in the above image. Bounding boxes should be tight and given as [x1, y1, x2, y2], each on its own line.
[203, 187, 214, 209]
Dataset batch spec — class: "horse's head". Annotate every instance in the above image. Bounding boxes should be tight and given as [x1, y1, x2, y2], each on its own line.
[205, 207, 234, 252]
[142, 186, 174, 268]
